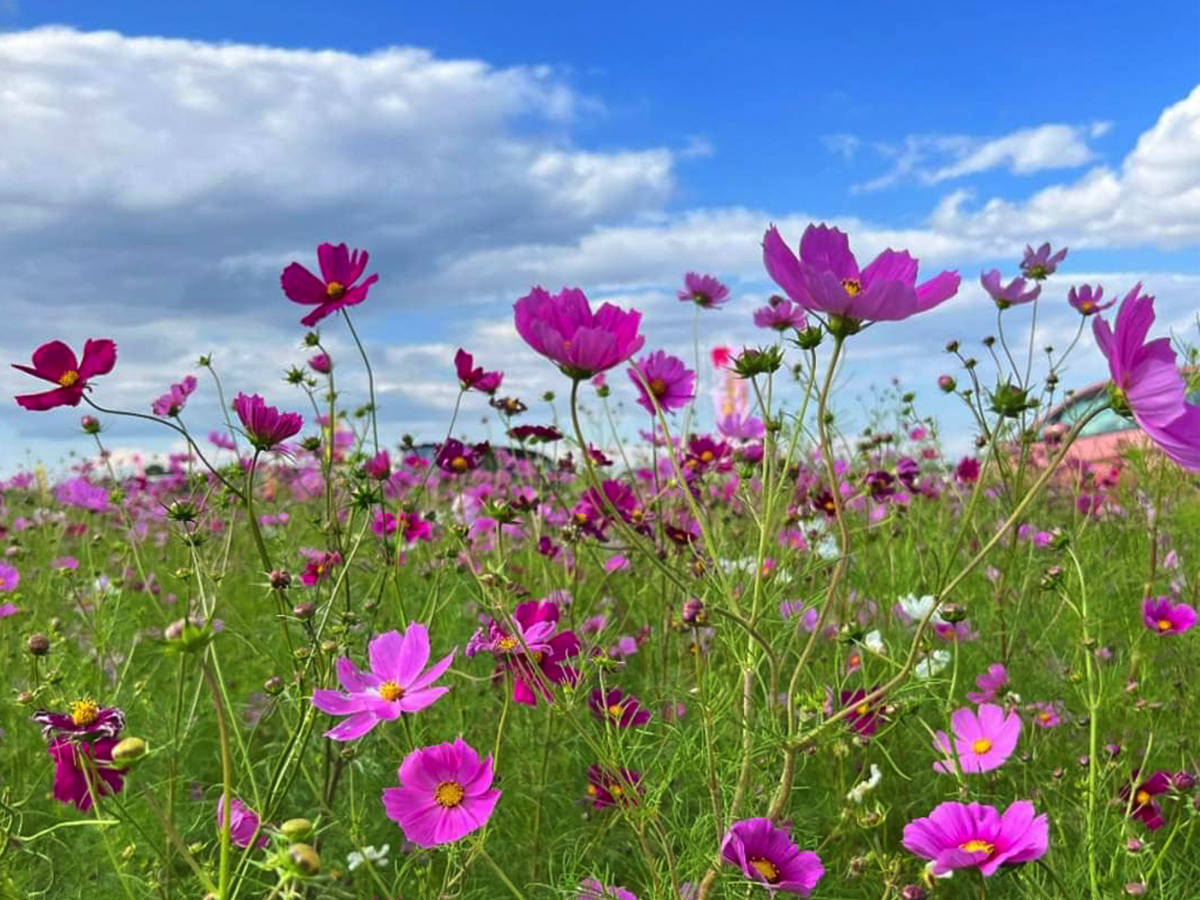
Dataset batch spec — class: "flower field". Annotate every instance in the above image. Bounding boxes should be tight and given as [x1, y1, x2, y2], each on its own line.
[2, 232, 1199, 900]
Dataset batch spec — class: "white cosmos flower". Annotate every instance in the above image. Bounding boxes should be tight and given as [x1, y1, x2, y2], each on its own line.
[846, 763, 882, 803]
[347, 844, 389, 871]
[914, 650, 951, 680]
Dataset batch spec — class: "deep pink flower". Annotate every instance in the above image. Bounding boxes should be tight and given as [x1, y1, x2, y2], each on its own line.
[513, 286, 645, 380]
[312, 624, 455, 741]
[13, 339, 117, 411]
[509, 424, 563, 443]
[152, 375, 198, 417]
[577, 879, 638, 900]
[678, 272, 730, 309]
[1068, 284, 1114, 316]
[308, 352, 332, 373]
[1120, 770, 1175, 830]
[1021, 243, 1068, 280]
[381, 737, 500, 848]
[455, 348, 504, 395]
[721, 817, 825, 896]
[980, 270, 1040, 309]
[933, 704, 1021, 774]
[216, 795, 268, 849]
[363, 449, 391, 480]
[0, 563, 19, 592]
[585, 764, 642, 808]
[627, 350, 696, 415]
[833, 689, 884, 737]
[299, 549, 342, 586]
[1093, 286, 1200, 470]
[467, 601, 580, 706]
[966, 664, 1007, 705]
[34, 702, 126, 811]
[588, 688, 651, 728]
[233, 393, 303, 452]
[280, 243, 379, 327]
[753, 296, 807, 331]
[903, 800, 1049, 876]
[435, 439, 489, 475]
[763, 224, 960, 331]
[1142, 596, 1196, 636]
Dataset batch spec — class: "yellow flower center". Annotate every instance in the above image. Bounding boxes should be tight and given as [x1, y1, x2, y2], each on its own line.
[378, 681, 404, 702]
[971, 738, 993, 755]
[451, 456, 469, 472]
[1080, 300, 1095, 312]
[586, 784, 598, 796]
[497, 636, 518, 651]
[648, 377, 668, 397]
[325, 280, 346, 299]
[855, 703, 870, 716]
[1038, 712, 1052, 723]
[70, 698, 100, 727]
[1136, 789, 1151, 805]
[841, 278, 862, 296]
[530, 651, 544, 664]
[610, 784, 623, 797]
[608, 703, 625, 719]
[700, 450, 714, 462]
[960, 839, 994, 854]
[1157, 618, 1173, 632]
[434, 780, 465, 808]
[749, 857, 780, 883]
[58, 369, 80, 388]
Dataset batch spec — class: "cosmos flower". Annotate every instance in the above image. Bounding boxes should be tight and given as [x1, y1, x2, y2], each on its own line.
[577, 879, 639, 900]
[152, 375, 198, 417]
[381, 737, 500, 848]
[678, 272, 730, 309]
[514, 286, 645, 380]
[216, 795, 268, 849]
[585, 765, 643, 808]
[1028, 701, 1063, 729]
[312, 624, 455, 741]
[966, 664, 1008, 705]
[588, 688, 651, 728]
[832, 688, 885, 737]
[762, 224, 960, 332]
[33, 702, 127, 811]
[1142, 596, 1196, 635]
[752, 296, 807, 332]
[1020, 243, 1068, 280]
[933, 704, 1021, 774]
[13, 339, 117, 411]
[627, 350, 696, 415]
[0, 563, 19, 592]
[299, 549, 342, 586]
[435, 439, 489, 475]
[455, 348, 504, 395]
[980, 270, 1041, 309]
[1120, 770, 1176, 830]
[721, 818, 825, 896]
[467, 601, 580, 706]
[1068, 284, 1114, 316]
[280, 242, 379, 327]
[903, 800, 1049, 876]
[233, 393, 303, 452]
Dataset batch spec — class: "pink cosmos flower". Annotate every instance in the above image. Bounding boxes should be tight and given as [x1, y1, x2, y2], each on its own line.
[0, 563, 19, 592]
[956, 457, 981, 483]
[721, 817, 825, 896]
[831, 688, 885, 737]
[1028, 701, 1063, 729]
[435, 439, 489, 475]
[585, 765, 643, 808]
[903, 800, 1049, 876]
[216, 795, 268, 849]
[455, 348, 504, 395]
[280, 242, 379, 327]
[513, 286, 645, 380]
[1120, 770, 1180, 830]
[308, 352, 332, 373]
[13, 339, 117, 411]
[0, 602, 17, 619]
[33, 702, 127, 811]
[1093, 286, 1200, 470]
[472, 601, 579, 706]
[753, 296, 807, 331]
[152, 375, 198, 417]
[578, 879, 638, 899]
[762, 224, 960, 330]
[233, 393, 303, 452]
[363, 449, 391, 480]
[980, 270, 1041, 309]
[299, 549, 342, 586]
[933, 704, 1021, 774]
[1021, 242, 1068, 279]
[588, 688, 651, 728]
[381, 737, 500, 848]
[313, 624, 454, 741]
[1142, 596, 1196, 635]
[627, 350, 696, 415]
[966, 664, 1008, 705]
[678, 272, 730, 309]
[1068, 284, 1114, 316]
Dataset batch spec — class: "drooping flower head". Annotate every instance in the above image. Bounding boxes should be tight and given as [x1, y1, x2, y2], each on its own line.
[678, 272, 730, 309]
[513, 286, 645, 380]
[763, 224, 960, 334]
[13, 339, 117, 411]
[152, 375, 198, 417]
[1093, 286, 1200, 470]
[1068, 284, 1114, 316]
[903, 800, 1049, 876]
[588, 688, 651, 728]
[33, 702, 127, 811]
[752, 296, 807, 332]
[281, 242, 379, 327]
[233, 393, 303, 452]
[933, 704, 1021, 774]
[1142, 596, 1196, 636]
[980, 270, 1041, 309]
[1020, 242, 1068, 280]
[721, 818, 825, 896]
[312, 624, 455, 741]
[627, 350, 696, 416]
[216, 795, 268, 849]
[381, 737, 500, 848]
[455, 348, 504, 395]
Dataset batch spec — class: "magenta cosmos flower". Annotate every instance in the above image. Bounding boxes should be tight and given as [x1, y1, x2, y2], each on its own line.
[1021, 242, 1068, 280]
[313, 624, 455, 741]
[216, 795, 268, 849]
[1120, 770, 1180, 830]
[903, 800, 1049, 876]
[454, 348, 503, 395]
[1068, 283, 1114, 316]
[577, 879, 638, 899]
[467, 600, 579, 706]
[152, 375, 198, 417]
[1093, 286, 1200, 471]
[13, 339, 117, 411]
[1142, 596, 1196, 636]
[627, 350, 696, 416]
[588, 688, 651, 728]
[762, 224, 960, 332]
[436, 438, 489, 475]
[933, 703, 1021, 774]
[966, 663, 1008, 704]
[280, 242, 379, 327]
[678, 272, 730, 309]
[980, 270, 1040, 309]
[513, 286, 645, 380]
[33, 701, 126, 811]
[381, 737, 500, 848]
[233, 393, 303, 452]
[586, 764, 643, 808]
[721, 818, 824, 896]
[753, 296, 807, 331]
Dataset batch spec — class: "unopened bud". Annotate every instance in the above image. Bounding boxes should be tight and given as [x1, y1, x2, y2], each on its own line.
[28, 633, 51, 656]
[111, 737, 148, 766]
[269, 570, 292, 590]
[263, 676, 284, 696]
[292, 601, 315, 620]
[289, 844, 321, 876]
[279, 818, 313, 842]
[81, 415, 102, 434]
[937, 374, 956, 393]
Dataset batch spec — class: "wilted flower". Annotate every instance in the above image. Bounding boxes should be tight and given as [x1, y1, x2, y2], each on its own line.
[33, 703, 127, 810]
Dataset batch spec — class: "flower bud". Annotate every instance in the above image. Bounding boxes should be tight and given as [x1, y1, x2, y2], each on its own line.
[292, 601, 315, 620]
[111, 737, 148, 766]
[901, 887, 927, 900]
[269, 570, 292, 590]
[288, 843, 321, 876]
[944, 339, 959, 353]
[81, 415, 102, 434]
[937, 375, 956, 393]
[263, 676, 284, 696]
[279, 818, 314, 842]
[682, 598, 705, 625]
[27, 633, 51, 656]
[938, 602, 968, 624]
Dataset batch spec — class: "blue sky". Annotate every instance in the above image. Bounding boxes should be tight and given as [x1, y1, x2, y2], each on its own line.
[2, 2, 1199, 473]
